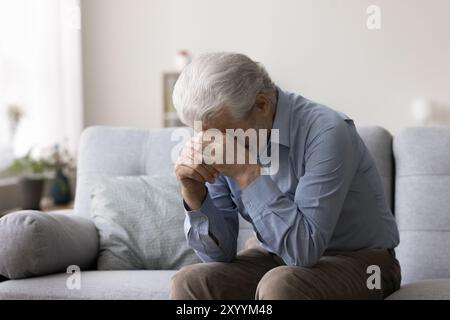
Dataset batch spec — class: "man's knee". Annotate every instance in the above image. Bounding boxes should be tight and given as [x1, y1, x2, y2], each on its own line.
[170, 263, 208, 300]
[256, 266, 312, 300]
[171, 262, 237, 300]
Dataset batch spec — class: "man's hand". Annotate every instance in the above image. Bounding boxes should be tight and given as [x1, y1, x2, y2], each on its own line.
[175, 137, 220, 210]
[175, 131, 261, 209]
[201, 132, 261, 190]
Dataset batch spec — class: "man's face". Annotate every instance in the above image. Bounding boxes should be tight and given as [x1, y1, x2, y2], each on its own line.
[200, 93, 275, 132]
[199, 107, 267, 149]
[201, 108, 256, 133]
[192, 93, 277, 150]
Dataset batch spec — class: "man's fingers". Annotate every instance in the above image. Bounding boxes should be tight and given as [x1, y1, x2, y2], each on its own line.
[191, 164, 216, 183]
[203, 163, 220, 177]
[176, 164, 206, 183]
[180, 146, 221, 177]
[176, 161, 217, 184]
[177, 134, 227, 180]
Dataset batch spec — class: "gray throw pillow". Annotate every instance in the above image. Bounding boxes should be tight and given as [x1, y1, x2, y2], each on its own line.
[0, 211, 98, 279]
[89, 175, 201, 270]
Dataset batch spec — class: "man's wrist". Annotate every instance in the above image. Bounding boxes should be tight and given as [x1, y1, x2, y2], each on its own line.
[182, 187, 207, 211]
[235, 165, 260, 190]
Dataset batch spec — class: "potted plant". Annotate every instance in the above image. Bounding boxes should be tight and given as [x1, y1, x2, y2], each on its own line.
[46, 144, 76, 205]
[7, 150, 52, 210]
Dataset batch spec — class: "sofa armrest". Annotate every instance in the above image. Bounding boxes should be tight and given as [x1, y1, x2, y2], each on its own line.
[0, 210, 99, 279]
[46, 209, 75, 215]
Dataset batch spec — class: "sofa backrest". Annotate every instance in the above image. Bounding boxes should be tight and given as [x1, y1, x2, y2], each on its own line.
[75, 125, 394, 251]
[357, 126, 395, 212]
[394, 127, 450, 284]
[75, 126, 189, 216]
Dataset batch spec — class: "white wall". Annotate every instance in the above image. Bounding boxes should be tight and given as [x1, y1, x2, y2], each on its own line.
[81, 0, 450, 134]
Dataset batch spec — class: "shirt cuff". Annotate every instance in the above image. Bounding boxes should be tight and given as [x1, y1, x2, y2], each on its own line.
[183, 193, 218, 234]
[241, 175, 282, 220]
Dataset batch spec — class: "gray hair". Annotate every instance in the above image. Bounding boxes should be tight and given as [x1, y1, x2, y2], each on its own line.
[172, 52, 275, 126]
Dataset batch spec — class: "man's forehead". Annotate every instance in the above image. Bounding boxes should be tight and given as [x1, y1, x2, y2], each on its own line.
[195, 118, 232, 133]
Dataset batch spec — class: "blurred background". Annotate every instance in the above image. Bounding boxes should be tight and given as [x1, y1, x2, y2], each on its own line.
[1, 0, 450, 212]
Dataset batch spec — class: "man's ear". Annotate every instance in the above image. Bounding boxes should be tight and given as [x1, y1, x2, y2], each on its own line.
[254, 94, 273, 116]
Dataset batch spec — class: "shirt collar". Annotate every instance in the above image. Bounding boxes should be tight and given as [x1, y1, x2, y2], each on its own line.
[271, 87, 291, 147]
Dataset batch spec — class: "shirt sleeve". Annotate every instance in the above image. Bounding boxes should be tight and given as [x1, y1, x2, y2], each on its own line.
[184, 175, 239, 262]
[241, 119, 359, 267]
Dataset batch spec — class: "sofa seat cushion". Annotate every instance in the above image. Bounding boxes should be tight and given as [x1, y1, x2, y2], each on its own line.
[386, 279, 450, 300]
[0, 270, 176, 300]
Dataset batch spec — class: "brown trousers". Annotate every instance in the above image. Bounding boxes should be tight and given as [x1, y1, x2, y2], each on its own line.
[170, 238, 401, 300]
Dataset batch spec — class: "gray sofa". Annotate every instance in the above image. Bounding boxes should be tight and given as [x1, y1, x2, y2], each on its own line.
[0, 125, 450, 299]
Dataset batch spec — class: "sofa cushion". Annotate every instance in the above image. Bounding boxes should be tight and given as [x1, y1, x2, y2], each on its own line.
[386, 279, 450, 300]
[0, 270, 176, 300]
[0, 211, 98, 279]
[89, 175, 200, 270]
[394, 128, 450, 284]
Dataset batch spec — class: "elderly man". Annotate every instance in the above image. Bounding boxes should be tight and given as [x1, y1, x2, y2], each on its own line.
[171, 52, 401, 300]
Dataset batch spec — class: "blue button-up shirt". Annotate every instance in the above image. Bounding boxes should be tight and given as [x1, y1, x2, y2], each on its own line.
[184, 88, 400, 267]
